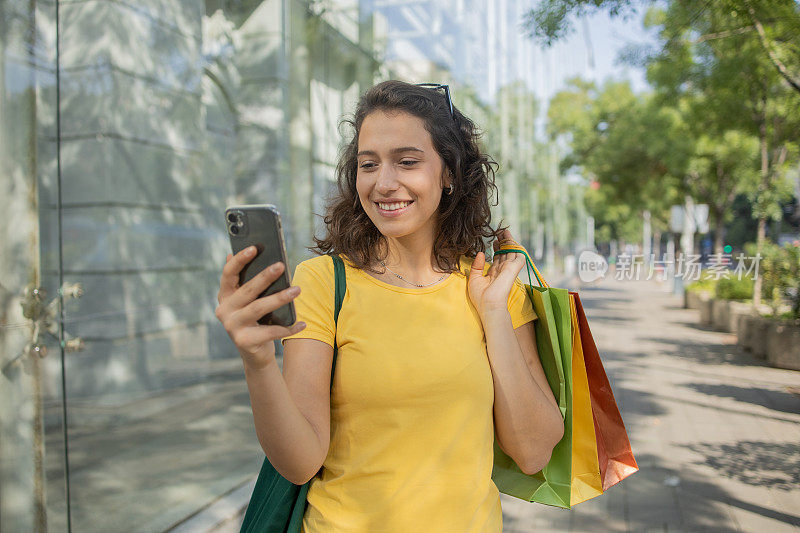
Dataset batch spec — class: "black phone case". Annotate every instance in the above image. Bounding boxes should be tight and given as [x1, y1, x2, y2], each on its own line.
[225, 204, 296, 327]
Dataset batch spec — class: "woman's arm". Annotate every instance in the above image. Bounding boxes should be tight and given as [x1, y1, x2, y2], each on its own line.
[482, 310, 564, 475]
[241, 341, 333, 485]
[215, 249, 330, 485]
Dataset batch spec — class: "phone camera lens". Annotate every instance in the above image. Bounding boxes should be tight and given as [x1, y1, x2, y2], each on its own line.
[227, 212, 238, 223]
[229, 225, 239, 235]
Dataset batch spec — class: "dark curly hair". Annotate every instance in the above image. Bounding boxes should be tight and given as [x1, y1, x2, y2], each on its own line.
[309, 79, 509, 274]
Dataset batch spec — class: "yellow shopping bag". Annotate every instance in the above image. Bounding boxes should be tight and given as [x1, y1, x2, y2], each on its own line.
[568, 294, 603, 505]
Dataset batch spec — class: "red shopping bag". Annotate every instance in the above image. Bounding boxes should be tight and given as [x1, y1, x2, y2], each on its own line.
[572, 293, 639, 490]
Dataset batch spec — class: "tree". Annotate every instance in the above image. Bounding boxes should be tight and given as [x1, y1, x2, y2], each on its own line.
[685, 130, 760, 254]
[646, 1, 800, 303]
[547, 78, 687, 250]
[523, 0, 800, 96]
[584, 180, 643, 249]
[530, 0, 800, 303]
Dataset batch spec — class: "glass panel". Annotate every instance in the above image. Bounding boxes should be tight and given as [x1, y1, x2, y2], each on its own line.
[0, 0, 68, 530]
[55, 0, 262, 529]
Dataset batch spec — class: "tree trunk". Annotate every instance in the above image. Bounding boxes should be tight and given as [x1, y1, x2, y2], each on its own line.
[713, 212, 725, 255]
[753, 217, 766, 306]
[752, 114, 770, 307]
[653, 230, 662, 260]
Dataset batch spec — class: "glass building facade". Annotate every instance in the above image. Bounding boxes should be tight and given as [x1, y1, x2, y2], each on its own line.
[1, 0, 587, 530]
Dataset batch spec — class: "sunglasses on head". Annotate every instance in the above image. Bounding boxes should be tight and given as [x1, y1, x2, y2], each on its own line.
[414, 83, 454, 118]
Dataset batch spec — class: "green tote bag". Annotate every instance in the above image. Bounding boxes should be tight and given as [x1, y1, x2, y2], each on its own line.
[490, 247, 574, 509]
[240, 253, 346, 533]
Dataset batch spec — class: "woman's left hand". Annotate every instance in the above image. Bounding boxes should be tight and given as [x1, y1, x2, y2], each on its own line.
[468, 229, 526, 319]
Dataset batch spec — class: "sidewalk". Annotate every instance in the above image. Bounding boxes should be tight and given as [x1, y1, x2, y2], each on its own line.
[201, 276, 800, 532]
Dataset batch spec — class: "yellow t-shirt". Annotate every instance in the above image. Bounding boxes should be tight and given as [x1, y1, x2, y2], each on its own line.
[281, 253, 537, 532]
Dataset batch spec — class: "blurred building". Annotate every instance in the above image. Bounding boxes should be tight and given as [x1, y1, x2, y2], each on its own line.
[363, 0, 539, 103]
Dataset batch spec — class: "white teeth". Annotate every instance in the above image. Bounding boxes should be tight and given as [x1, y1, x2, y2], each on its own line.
[378, 201, 411, 211]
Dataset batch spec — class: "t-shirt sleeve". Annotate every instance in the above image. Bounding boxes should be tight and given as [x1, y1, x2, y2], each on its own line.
[507, 277, 537, 329]
[280, 258, 336, 348]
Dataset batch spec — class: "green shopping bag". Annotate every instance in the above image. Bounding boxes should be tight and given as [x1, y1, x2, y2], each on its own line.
[490, 247, 574, 509]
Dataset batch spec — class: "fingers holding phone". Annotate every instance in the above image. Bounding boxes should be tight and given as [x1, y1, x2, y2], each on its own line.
[216, 205, 307, 370]
[216, 246, 307, 369]
[218, 246, 256, 303]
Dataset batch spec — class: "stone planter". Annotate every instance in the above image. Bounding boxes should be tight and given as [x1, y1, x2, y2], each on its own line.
[730, 301, 756, 334]
[698, 292, 713, 325]
[751, 317, 772, 360]
[713, 300, 755, 334]
[685, 289, 708, 310]
[737, 314, 756, 351]
[765, 320, 800, 371]
[712, 299, 728, 330]
[737, 314, 768, 356]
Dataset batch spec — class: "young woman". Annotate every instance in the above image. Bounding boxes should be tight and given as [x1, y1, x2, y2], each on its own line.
[215, 80, 564, 532]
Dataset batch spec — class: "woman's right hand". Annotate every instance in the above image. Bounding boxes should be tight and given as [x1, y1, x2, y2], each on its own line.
[215, 246, 307, 370]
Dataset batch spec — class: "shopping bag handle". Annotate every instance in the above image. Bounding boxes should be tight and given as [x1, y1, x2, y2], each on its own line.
[492, 243, 549, 288]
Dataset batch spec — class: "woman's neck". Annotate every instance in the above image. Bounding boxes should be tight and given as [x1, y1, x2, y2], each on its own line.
[375, 239, 447, 280]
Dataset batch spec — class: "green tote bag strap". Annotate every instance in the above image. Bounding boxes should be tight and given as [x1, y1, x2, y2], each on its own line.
[241, 254, 347, 533]
[283, 253, 346, 531]
[330, 253, 345, 378]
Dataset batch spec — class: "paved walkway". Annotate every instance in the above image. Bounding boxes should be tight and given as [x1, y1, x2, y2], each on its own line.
[205, 276, 800, 532]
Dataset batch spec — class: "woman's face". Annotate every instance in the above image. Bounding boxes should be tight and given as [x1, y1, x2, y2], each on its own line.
[355, 109, 447, 244]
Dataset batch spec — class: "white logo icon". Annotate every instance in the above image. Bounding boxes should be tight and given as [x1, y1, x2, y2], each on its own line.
[578, 250, 608, 283]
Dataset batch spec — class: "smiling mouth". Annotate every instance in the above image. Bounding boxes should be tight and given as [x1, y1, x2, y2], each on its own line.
[375, 200, 414, 211]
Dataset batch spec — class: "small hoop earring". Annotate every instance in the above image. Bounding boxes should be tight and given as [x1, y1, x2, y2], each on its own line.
[446, 183, 454, 195]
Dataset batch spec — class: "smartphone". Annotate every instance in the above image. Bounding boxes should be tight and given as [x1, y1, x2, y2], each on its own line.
[225, 204, 296, 327]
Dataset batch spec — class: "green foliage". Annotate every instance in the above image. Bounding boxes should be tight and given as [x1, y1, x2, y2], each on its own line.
[646, 0, 800, 237]
[523, 0, 639, 46]
[584, 183, 642, 244]
[723, 194, 759, 249]
[685, 129, 761, 251]
[548, 78, 685, 244]
[714, 276, 754, 301]
[524, 1, 800, 98]
[536, 0, 800, 255]
[685, 274, 717, 294]
[756, 240, 800, 318]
